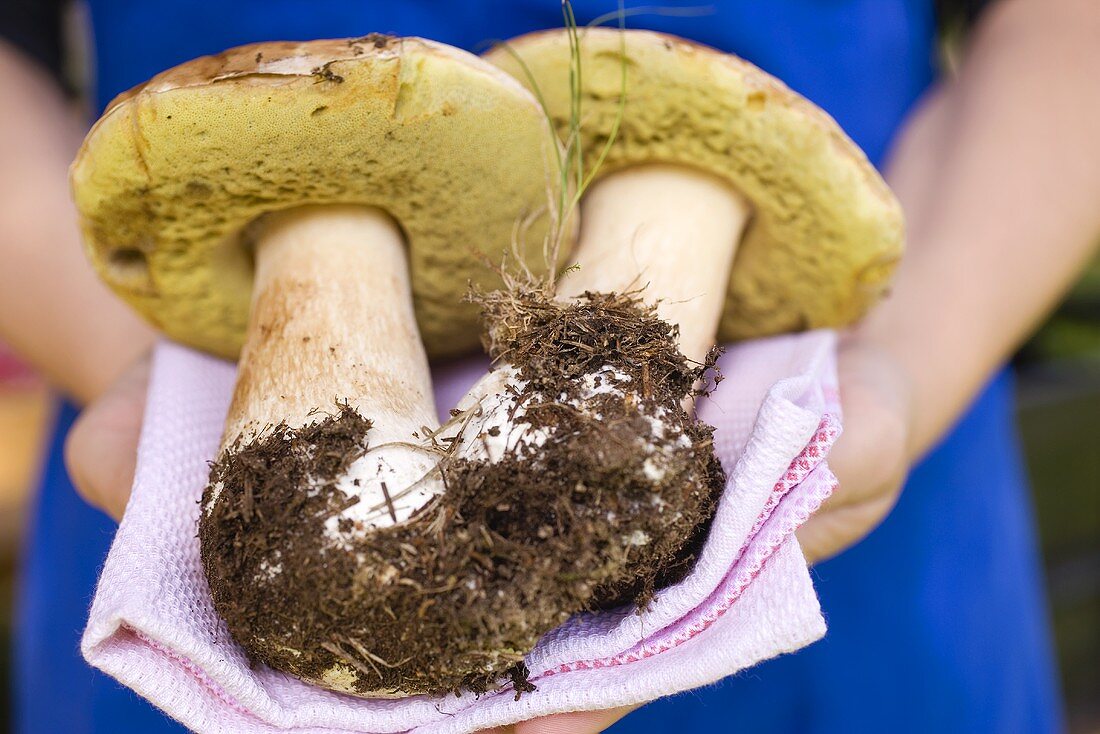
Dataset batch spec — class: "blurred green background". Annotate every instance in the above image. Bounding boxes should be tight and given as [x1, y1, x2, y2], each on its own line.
[1014, 254, 1100, 733]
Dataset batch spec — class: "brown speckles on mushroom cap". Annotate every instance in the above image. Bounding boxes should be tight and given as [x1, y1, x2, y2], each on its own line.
[71, 36, 561, 360]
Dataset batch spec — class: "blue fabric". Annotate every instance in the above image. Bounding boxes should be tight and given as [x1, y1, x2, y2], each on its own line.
[15, 403, 190, 734]
[14, 2, 1063, 732]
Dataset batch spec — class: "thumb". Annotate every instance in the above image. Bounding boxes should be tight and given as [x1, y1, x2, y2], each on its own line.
[514, 705, 637, 734]
[64, 353, 151, 521]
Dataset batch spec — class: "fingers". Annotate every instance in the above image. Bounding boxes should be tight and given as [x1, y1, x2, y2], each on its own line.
[824, 338, 912, 509]
[64, 353, 151, 520]
[795, 337, 913, 563]
[514, 705, 638, 734]
[475, 704, 636, 734]
[797, 492, 899, 564]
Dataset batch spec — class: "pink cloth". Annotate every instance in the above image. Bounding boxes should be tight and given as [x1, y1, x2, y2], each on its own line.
[83, 330, 841, 734]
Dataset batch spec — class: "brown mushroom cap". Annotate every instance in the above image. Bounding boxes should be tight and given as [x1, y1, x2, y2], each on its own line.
[71, 36, 560, 359]
[485, 28, 904, 340]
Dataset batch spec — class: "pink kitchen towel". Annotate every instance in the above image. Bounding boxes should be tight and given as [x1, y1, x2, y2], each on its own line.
[82, 329, 841, 734]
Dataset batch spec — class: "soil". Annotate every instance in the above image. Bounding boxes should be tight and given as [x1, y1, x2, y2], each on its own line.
[200, 287, 725, 697]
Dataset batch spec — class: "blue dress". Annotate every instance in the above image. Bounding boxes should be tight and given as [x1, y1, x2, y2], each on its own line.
[14, 2, 1064, 732]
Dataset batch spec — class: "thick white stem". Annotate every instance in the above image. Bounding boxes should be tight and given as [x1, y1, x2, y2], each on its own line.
[222, 205, 440, 531]
[224, 205, 437, 447]
[557, 163, 751, 363]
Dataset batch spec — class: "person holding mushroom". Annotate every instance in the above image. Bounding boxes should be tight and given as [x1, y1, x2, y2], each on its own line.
[4, 1, 1099, 733]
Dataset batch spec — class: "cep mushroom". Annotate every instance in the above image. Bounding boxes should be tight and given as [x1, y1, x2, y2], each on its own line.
[70, 37, 564, 695]
[412, 23, 905, 680]
[454, 29, 908, 627]
[429, 27, 907, 631]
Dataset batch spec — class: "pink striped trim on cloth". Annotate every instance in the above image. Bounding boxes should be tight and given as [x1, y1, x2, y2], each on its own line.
[130, 627, 256, 718]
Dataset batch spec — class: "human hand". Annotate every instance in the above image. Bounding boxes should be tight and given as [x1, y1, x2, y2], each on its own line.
[477, 333, 914, 734]
[795, 333, 912, 564]
[65, 352, 150, 520]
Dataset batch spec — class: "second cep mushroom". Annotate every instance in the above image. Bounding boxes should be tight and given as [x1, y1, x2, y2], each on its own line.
[409, 23, 908, 682]
[439, 25, 905, 617]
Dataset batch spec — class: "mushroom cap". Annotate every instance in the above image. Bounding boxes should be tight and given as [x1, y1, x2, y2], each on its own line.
[485, 29, 904, 340]
[72, 36, 560, 359]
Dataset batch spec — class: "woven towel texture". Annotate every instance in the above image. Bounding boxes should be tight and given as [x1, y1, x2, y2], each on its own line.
[83, 330, 840, 734]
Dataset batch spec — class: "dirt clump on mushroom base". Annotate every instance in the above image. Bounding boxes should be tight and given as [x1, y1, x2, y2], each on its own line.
[200, 288, 725, 697]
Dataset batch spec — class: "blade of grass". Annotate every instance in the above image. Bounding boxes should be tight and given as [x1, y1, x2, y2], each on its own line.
[562, 1, 584, 195]
[487, 1, 631, 292]
[587, 4, 714, 30]
[579, 1, 628, 196]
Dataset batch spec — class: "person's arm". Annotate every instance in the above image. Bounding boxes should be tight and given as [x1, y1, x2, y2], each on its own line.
[0, 38, 153, 404]
[879, 0, 1100, 455]
[797, 0, 1100, 561]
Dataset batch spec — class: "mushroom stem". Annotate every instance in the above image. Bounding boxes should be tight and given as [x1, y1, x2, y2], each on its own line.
[222, 205, 438, 451]
[557, 163, 751, 363]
